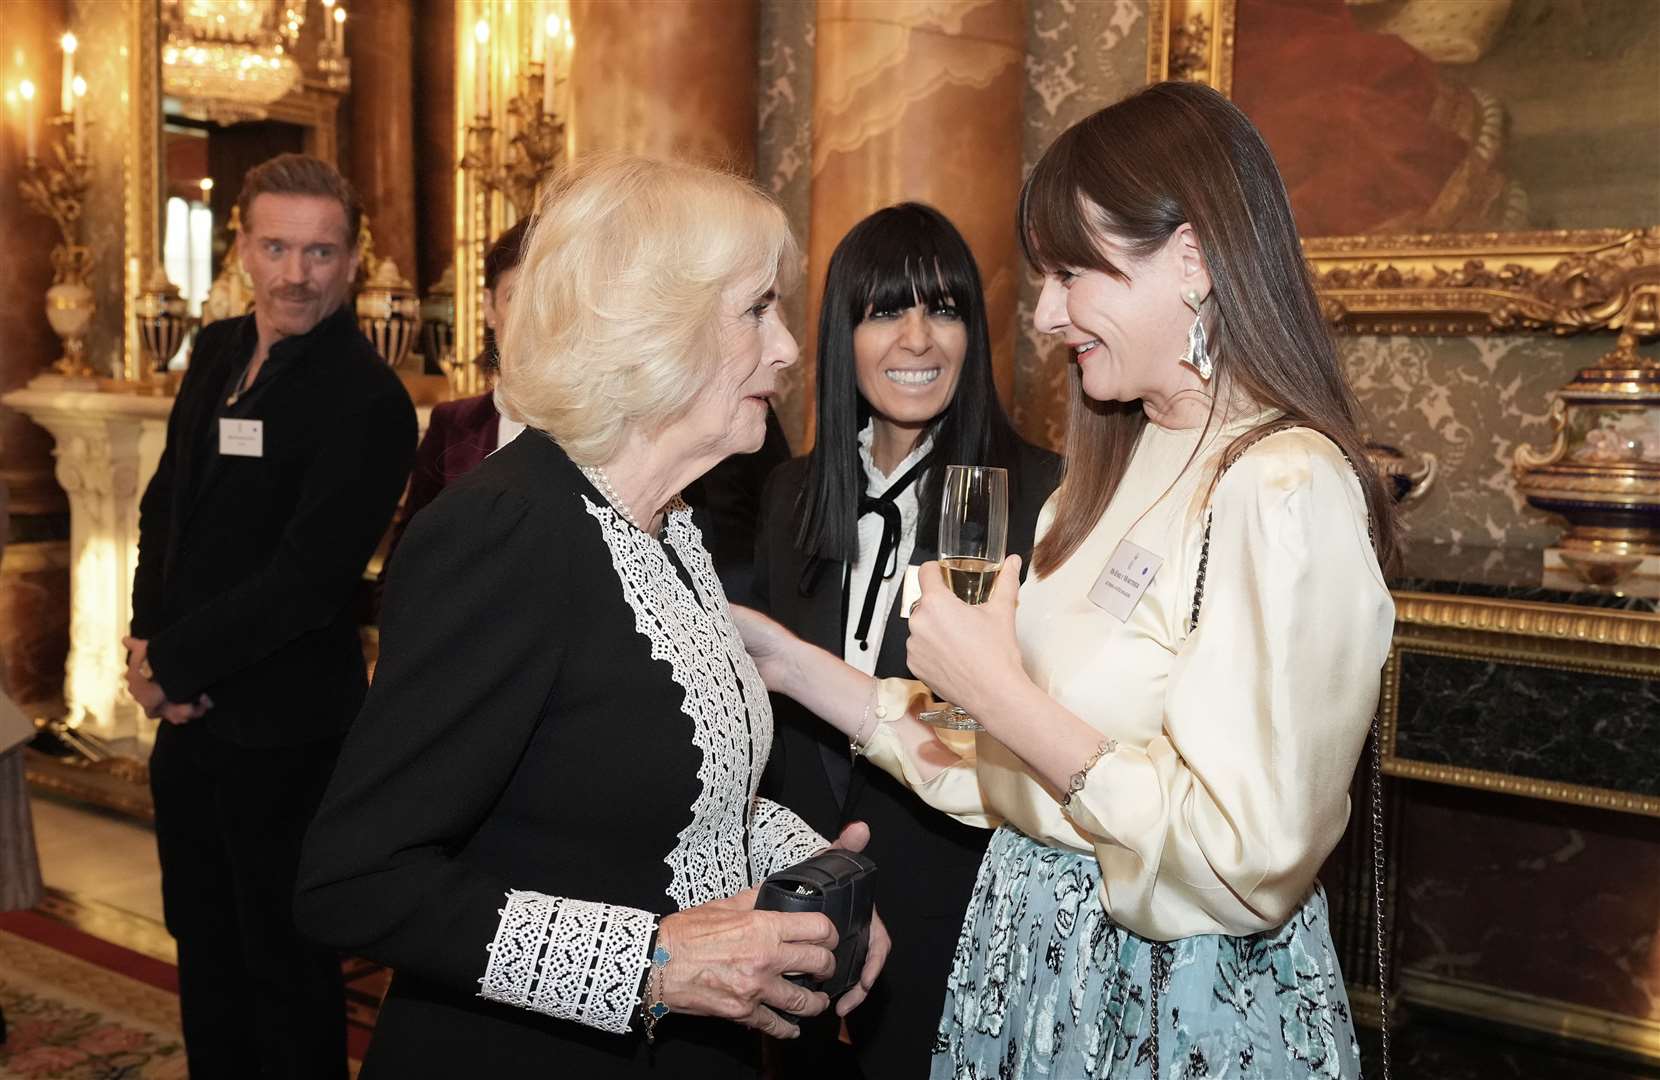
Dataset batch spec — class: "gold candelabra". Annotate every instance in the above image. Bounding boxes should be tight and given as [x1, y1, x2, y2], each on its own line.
[317, 0, 352, 93]
[19, 114, 98, 377]
[460, 63, 566, 218]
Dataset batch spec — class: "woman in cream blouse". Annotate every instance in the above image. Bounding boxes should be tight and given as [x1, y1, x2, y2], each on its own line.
[735, 81, 1397, 1079]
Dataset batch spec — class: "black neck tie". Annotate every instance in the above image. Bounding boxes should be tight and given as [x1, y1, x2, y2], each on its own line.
[848, 452, 933, 652]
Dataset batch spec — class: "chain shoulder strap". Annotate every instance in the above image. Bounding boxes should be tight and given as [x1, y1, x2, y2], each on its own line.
[1186, 424, 1391, 1080]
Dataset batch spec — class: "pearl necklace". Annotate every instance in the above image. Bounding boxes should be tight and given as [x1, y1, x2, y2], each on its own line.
[580, 464, 645, 531]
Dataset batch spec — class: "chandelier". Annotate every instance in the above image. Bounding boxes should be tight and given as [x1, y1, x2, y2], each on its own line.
[161, 0, 305, 123]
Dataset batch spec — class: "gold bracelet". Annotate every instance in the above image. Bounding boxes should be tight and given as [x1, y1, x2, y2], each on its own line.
[849, 679, 884, 762]
[1060, 737, 1118, 810]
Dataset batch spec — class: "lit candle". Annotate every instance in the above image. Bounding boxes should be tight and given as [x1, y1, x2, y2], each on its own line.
[71, 74, 85, 157]
[19, 78, 36, 160]
[473, 19, 490, 118]
[542, 14, 560, 114]
[60, 32, 77, 115]
[333, 6, 346, 51]
[532, 3, 546, 64]
[321, 0, 336, 46]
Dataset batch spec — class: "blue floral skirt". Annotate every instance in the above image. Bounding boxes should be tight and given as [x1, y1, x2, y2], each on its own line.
[932, 826, 1362, 1079]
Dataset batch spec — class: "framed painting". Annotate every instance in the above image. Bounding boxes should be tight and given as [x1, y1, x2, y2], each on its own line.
[1147, 0, 1660, 336]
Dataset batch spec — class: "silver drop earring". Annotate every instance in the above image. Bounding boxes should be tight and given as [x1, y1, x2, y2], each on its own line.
[1180, 288, 1213, 381]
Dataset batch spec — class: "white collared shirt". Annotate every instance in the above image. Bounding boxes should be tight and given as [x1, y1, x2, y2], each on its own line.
[842, 424, 934, 674]
[493, 387, 527, 452]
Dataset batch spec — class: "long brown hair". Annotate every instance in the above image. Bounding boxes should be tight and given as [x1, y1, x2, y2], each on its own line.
[1021, 81, 1397, 576]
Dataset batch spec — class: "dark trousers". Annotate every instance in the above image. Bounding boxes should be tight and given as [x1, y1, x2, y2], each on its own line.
[844, 908, 961, 1078]
[150, 721, 347, 1079]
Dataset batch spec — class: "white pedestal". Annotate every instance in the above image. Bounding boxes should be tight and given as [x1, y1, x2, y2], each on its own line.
[1, 378, 173, 746]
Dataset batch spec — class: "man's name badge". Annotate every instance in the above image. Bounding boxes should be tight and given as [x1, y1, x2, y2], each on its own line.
[219, 418, 264, 458]
[1088, 539, 1162, 622]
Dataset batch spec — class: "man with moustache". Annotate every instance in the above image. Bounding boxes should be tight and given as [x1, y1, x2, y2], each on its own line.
[125, 154, 415, 1078]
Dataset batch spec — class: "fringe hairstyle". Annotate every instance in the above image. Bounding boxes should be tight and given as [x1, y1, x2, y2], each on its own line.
[796, 203, 1024, 563]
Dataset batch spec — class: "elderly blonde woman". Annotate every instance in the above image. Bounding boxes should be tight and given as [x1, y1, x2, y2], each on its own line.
[295, 156, 887, 1078]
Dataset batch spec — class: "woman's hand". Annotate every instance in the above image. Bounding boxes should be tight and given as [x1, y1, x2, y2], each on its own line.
[824, 821, 892, 1017]
[728, 604, 803, 694]
[654, 890, 839, 1039]
[906, 554, 1031, 724]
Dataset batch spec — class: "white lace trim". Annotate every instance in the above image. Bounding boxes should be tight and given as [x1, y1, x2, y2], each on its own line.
[749, 797, 830, 881]
[582, 496, 774, 909]
[478, 890, 655, 1035]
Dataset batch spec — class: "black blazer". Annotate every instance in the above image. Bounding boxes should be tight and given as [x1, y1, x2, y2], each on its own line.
[131, 307, 416, 748]
[753, 438, 1059, 847]
[683, 404, 791, 603]
[752, 438, 1060, 1073]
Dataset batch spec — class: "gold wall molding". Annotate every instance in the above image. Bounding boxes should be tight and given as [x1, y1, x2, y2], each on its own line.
[123, 0, 162, 381]
[1149, 0, 1660, 337]
[1402, 970, 1660, 1064]
[1392, 590, 1660, 650]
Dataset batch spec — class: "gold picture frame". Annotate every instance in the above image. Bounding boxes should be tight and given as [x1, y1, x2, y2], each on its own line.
[1147, 0, 1660, 337]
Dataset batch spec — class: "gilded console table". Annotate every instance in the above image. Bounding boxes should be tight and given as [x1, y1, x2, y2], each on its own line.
[1384, 544, 1659, 819]
[1367, 543, 1660, 1060]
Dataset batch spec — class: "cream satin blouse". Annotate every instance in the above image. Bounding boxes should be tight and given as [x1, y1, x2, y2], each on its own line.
[864, 415, 1395, 942]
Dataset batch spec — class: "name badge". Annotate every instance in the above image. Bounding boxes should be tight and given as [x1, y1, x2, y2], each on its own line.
[1088, 539, 1162, 622]
[219, 418, 264, 458]
[899, 564, 922, 619]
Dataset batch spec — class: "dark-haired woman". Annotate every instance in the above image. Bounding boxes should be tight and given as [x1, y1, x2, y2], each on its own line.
[752, 203, 1059, 1078]
[737, 83, 1395, 1078]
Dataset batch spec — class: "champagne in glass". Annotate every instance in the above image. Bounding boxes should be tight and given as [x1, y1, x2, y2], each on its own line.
[919, 465, 1008, 732]
[940, 557, 1000, 604]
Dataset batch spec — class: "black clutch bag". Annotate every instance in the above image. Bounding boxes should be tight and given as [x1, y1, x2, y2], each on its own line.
[754, 848, 877, 999]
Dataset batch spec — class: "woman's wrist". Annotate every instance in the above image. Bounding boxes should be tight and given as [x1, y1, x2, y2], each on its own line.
[758, 634, 807, 700]
[958, 663, 1037, 736]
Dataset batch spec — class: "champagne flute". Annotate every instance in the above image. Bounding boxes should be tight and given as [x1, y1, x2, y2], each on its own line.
[919, 465, 1008, 732]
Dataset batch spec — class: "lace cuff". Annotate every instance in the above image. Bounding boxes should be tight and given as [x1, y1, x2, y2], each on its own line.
[749, 797, 830, 881]
[478, 890, 656, 1035]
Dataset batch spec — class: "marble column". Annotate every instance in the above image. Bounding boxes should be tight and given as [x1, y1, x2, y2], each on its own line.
[0, 388, 169, 742]
[804, 0, 1026, 446]
[346, 0, 417, 284]
[412, 0, 456, 295]
[0, 0, 71, 516]
[568, 0, 758, 170]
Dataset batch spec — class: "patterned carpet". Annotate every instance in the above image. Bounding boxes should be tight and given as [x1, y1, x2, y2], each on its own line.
[0, 911, 186, 1078]
[0, 908, 375, 1077]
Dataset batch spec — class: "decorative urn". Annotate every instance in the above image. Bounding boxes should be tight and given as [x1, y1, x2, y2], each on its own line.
[134, 264, 193, 377]
[356, 258, 421, 369]
[1514, 337, 1660, 561]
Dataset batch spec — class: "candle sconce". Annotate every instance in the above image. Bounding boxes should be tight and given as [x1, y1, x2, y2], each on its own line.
[460, 65, 566, 218]
[455, 3, 571, 372]
[317, 0, 352, 92]
[18, 115, 98, 378]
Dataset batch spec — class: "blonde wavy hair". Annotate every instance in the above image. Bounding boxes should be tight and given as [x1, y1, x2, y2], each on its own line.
[497, 154, 798, 466]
